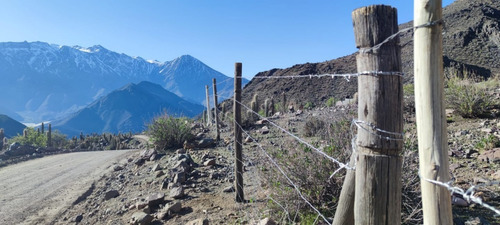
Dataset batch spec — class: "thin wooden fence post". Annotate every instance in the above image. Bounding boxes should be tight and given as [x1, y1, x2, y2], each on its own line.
[352, 5, 403, 225]
[213, 78, 220, 141]
[332, 153, 356, 225]
[205, 85, 211, 126]
[414, 0, 453, 224]
[47, 124, 52, 147]
[234, 62, 244, 202]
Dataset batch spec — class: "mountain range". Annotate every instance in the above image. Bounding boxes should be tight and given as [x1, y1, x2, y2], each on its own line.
[0, 114, 26, 138]
[0, 42, 248, 122]
[52, 81, 204, 136]
[239, 0, 500, 107]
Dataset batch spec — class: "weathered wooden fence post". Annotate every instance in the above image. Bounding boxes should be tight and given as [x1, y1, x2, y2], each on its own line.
[47, 123, 52, 147]
[352, 5, 403, 225]
[234, 62, 244, 202]
[414, 0, 453, 224]
[205, 85, 211, 126]
[213, 78, 220, 141]
[332, 153, 356, 225]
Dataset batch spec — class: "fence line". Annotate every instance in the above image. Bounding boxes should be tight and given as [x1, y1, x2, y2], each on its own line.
[234, 121, 334, 225]
[251, 71, 404, 81]
[232, 97, 352, 170]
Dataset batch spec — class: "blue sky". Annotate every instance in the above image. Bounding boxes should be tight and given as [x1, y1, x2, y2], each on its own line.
[0, 0, 454, 79]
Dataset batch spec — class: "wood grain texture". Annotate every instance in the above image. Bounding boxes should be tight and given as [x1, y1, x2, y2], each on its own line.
[352, 5, 403, 225]
[414, 0, 453, 224]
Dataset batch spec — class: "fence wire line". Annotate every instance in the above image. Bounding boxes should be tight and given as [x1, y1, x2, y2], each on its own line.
[424, 178, 500, 216]
[207, 77, 235, 90]
[235, 121, 333, 225]
[232, 97, 352, 170]
[251, 71, 404, 81]
[352, 119, 404, 141]
[360, 19, 444, 54]
[233, 138, 294, 223]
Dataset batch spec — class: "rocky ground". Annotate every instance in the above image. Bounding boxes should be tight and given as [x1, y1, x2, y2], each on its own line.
[43, 97, 500, 225]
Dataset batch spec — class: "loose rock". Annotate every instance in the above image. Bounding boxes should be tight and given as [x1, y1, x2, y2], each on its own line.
[130, 211, 153, 225]
[104, 190, 119, 200]
[169, 186, 185, 199]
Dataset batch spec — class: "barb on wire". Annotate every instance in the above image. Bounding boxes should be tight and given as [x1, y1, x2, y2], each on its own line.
[424, 178, 500, 216]
[235, 121, 333, 225]
[233, 98, 352, 170]
[360, 19, 444, 54]
[353, 119, 404, 141]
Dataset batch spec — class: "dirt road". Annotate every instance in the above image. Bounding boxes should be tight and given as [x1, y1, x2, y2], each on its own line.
[0, 150, 136, 225]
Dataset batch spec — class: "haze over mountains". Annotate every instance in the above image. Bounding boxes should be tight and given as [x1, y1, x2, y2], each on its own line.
[0, 42, 248, 123]
[52, 81, 204, 136]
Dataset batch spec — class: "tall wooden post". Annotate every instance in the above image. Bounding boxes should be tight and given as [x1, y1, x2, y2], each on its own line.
[205, 85, 211, 126]
[213, 78, 220, 141]
[234, 62, 244, 202]
[352, 5, 403, 225]
[414, 0, 453, 224]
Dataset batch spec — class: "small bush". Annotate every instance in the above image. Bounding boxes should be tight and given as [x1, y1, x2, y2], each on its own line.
[403, 83, 414, 96]
[446, 78, 493, 118]
[304, 102, 314, 110]
[303, 117, 325, 137]
[325, 97, 336, 107]
[9, 127, 47, 147]
[475, 134, 500, 152]
[147, 114, 194, 151]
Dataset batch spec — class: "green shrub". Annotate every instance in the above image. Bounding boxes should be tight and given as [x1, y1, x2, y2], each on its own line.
[51, 130, 69, 148]
[304, 102, 314, 110]
[446, 78, 493, 118]
[475, 134, 500, 152]
[325, 97, 336, 107]
[147, 114, 194, 151]
[403, 83, 414, 96]
[10, 127, 47, 147]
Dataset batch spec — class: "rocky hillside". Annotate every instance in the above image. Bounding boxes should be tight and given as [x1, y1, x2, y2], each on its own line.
[240, 0, 500, 107]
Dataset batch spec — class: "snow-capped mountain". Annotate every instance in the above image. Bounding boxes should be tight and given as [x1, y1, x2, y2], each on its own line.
[0, 41, 248, 123]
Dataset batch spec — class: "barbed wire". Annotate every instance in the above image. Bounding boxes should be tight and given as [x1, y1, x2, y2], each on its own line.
[424, 178, 500, 216]
[251, 71, 404, 81]
[235, 121, 333, 225]
[232, 97, 352, 170]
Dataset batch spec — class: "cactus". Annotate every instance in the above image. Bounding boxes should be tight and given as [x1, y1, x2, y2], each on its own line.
[47, 124, 52, 147]
[2, 137, 7, 150]
[80, 132, 85, 141]
[0, 128, 4, 149]
[23, 128, 28, 138]
[270, 98, 275, 116]
[41, 123, 44, 134]
[264, 98, 270, 117]
[281, 92, 287, 113]
[250, 93, 259, 121]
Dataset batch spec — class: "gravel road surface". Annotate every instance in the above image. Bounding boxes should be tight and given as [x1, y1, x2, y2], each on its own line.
[0, 150, 135, 225]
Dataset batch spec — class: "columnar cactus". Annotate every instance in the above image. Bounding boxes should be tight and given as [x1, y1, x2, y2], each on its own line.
[23, 128, 28, 138]
[47, 124, 52, 147]
[270, 98, 275, 116]
[41, 123, 44, 134]
[281, 92, 287, 113]
[264, 98, 270, 117]
[0, 128, 4, 149]
[251, 93, 259, 113]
